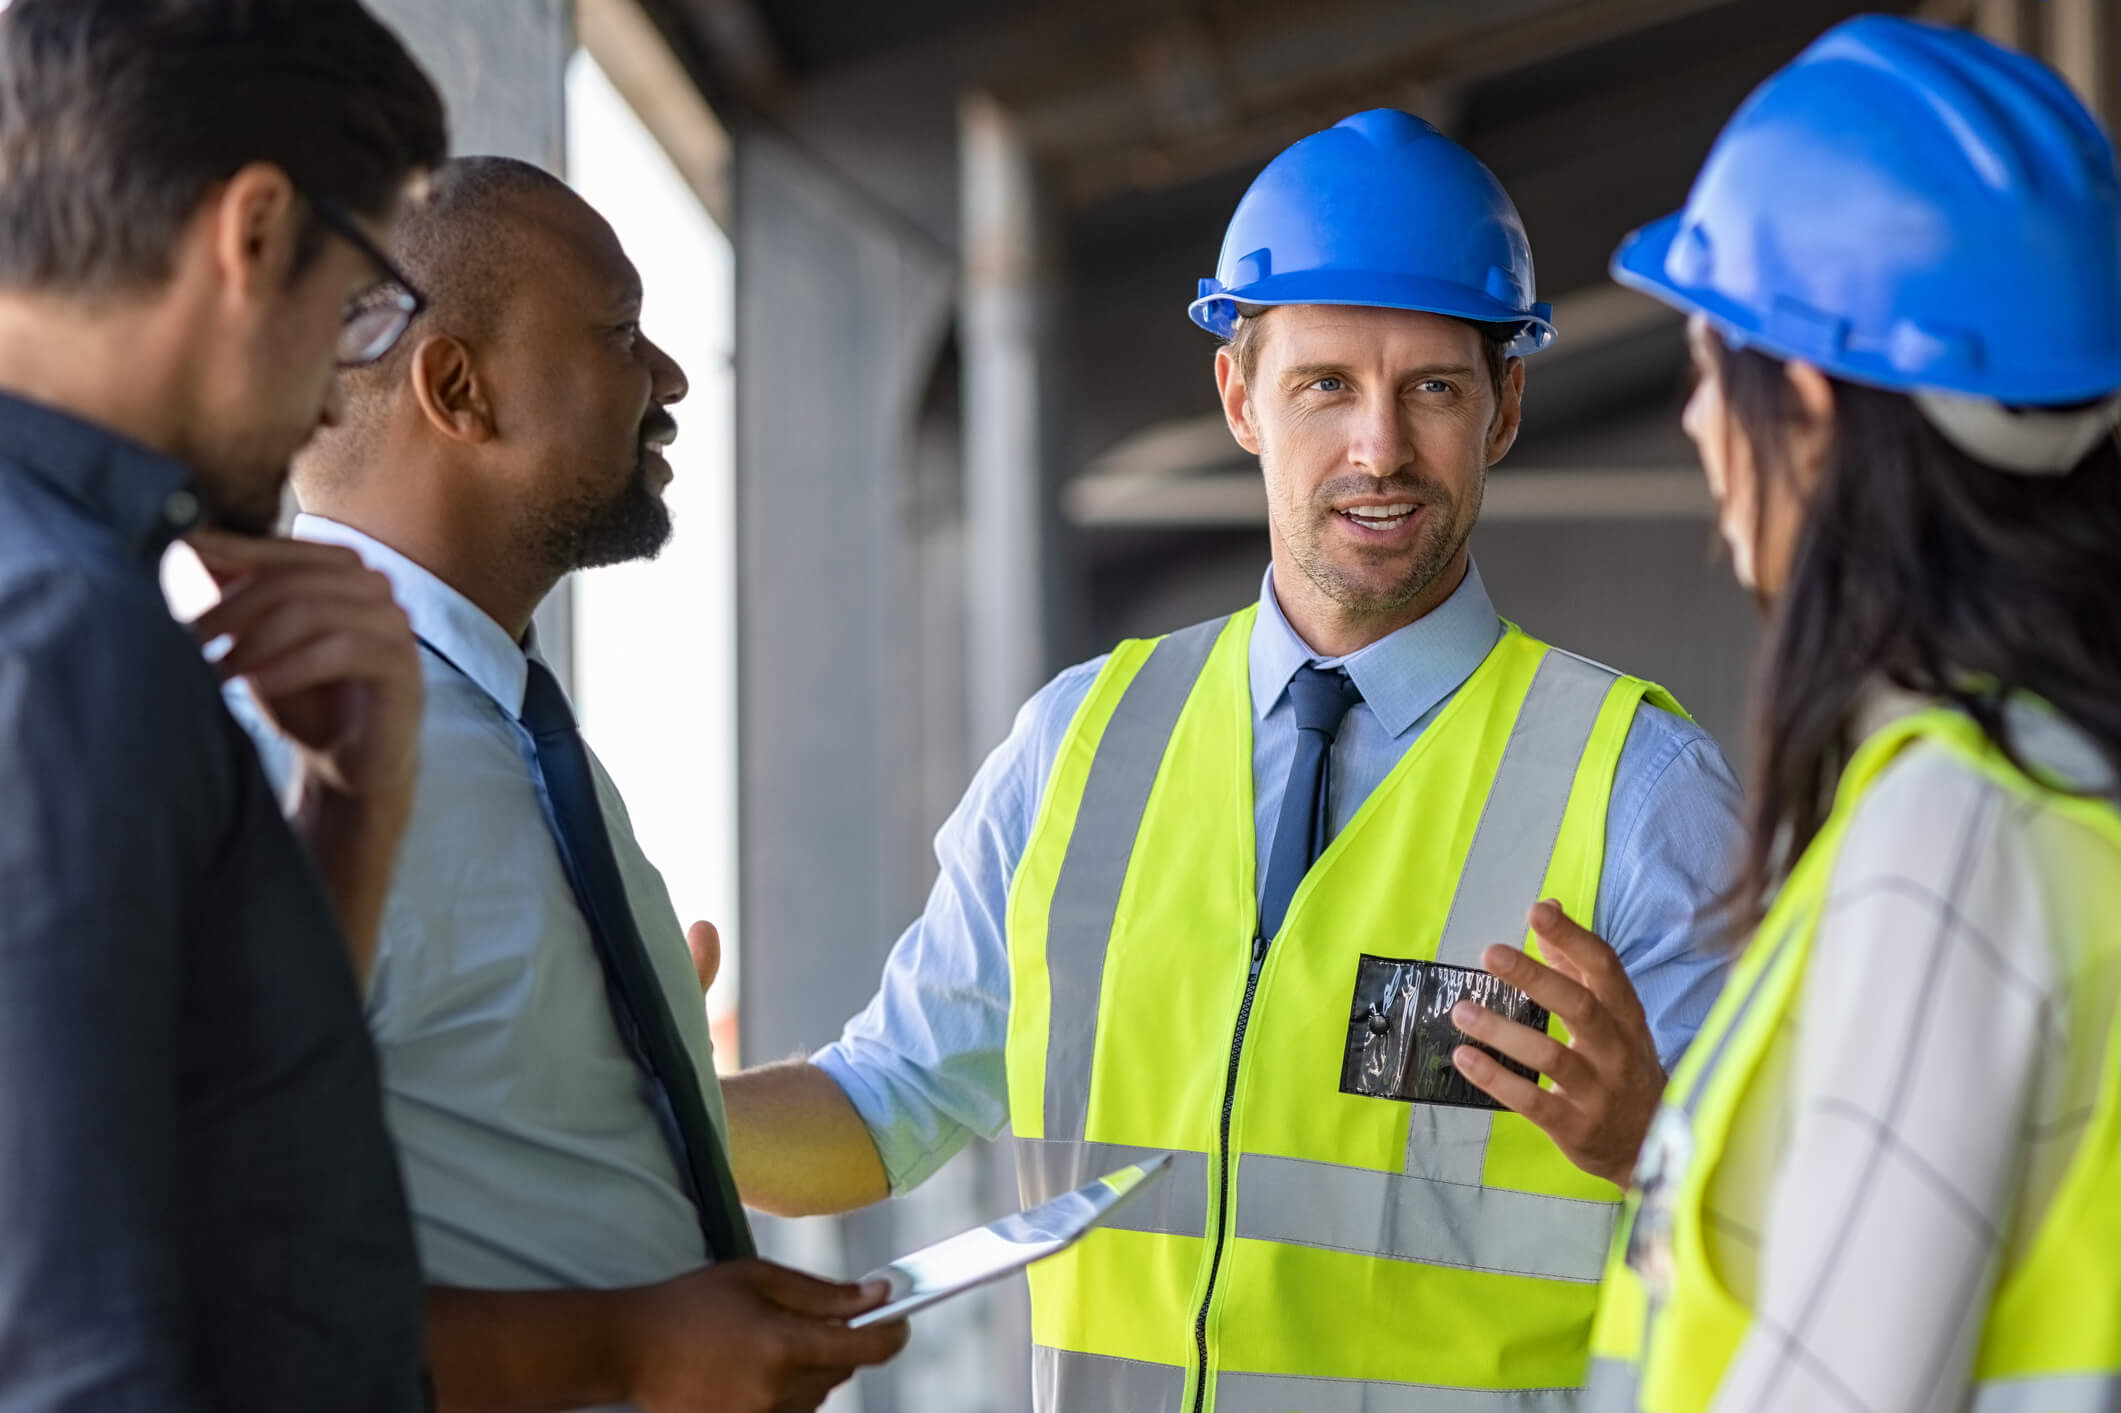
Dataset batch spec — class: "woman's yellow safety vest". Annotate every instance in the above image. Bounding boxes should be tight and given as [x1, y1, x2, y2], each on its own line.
[1588, 707, 2121, 1413]
[1004, 608, 1682, 1413]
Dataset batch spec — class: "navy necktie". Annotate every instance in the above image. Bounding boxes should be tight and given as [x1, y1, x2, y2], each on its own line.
[520, 659, 755, 1262]
[1259, 664, 1362, 939]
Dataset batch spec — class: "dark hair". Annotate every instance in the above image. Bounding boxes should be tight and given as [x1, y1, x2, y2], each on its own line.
[1227, 306, 1514, 412]
[1717, 334, 2121, 925]
[0, 0, 448, 292]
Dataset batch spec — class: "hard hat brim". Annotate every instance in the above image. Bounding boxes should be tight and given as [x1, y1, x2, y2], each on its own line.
[1190, 271, 1556, 357]
[1612, 211, 2121, 406]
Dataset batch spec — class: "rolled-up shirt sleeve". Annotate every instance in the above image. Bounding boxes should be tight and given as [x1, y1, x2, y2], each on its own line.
[1596, 709, 1747, 1071]
[0, 572, 214, 1410]
[814, 659, 1104, 1194]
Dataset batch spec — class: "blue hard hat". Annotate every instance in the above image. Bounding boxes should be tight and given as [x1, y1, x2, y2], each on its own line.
[1612, 15, 2121, 406]
[1189, 109, 1555, 356]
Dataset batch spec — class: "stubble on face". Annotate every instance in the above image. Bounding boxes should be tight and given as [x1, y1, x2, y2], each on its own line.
[189, 245, 367, 535]
[189, 456, 292, 535]
[1242, 305, 1500, 637]
[1270, 450, 1482, 624]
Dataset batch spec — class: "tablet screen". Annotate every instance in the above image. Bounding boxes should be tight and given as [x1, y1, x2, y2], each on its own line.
[847, 1152, 1172, 1328]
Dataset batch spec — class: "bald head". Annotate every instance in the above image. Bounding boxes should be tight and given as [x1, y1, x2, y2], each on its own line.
[393, 156, 575, 338]
[306, 155, 584, 480]
[288, 153, 687, 634]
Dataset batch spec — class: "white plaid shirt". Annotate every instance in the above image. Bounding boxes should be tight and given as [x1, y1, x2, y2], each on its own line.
[1704, 695, 2119, 1413]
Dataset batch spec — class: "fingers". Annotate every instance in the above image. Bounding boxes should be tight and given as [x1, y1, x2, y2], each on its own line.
[1451, 1045, 1572, 1128]
[793, 1308, 909, 1368]
[192, 562, 393, 640]
[687, 920, 721, 994]
[747, 1261, 886, 1321]
[1528, 899, 1648, 1027]
[1460, 903, 1667, 1188]
[734, 1262, 908, 1371]
[777, 1312, 910, 1371]
[1450, 1001, 1596, 1093]
[183, 546, 417, 709]
[188, 530, 365, 588]
[241, 629, 409, 701]
[206, 590, 412, 686]
[1479, 942, 1618, 1053]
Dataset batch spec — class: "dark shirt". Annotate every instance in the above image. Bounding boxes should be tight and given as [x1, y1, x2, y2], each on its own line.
[0, 394, 423, 1411]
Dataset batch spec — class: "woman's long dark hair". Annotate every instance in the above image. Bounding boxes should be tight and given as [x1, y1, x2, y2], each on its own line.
[1717, 335, 2121, 927]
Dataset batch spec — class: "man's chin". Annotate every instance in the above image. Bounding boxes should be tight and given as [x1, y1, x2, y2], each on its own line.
[567, 498, 672, 571]
[1307, 544, 1463, 619]
[194, 477, 289, 537]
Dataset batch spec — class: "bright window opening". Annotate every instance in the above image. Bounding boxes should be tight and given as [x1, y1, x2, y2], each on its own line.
[565, 48, 742, 1063]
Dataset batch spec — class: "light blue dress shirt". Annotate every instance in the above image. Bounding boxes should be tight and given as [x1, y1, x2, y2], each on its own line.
[231, 514, 728, 1299]
[816, 563, 1744, 1193]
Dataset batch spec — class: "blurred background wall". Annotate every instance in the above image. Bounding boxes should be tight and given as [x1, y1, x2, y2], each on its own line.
[367, 1, 2118, 1408]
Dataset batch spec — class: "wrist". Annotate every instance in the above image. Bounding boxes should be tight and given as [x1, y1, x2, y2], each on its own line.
[602, 1280, 665, 1407]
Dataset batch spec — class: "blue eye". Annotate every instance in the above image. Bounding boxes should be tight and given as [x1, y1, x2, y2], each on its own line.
[1312, 376, 1345, 392]
[1417, 379, 1452, 394]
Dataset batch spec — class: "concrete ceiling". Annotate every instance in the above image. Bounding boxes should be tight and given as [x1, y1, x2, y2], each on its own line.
[651, 0, 1919, 491]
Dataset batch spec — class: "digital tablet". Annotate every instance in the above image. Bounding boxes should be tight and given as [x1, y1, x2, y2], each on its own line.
[847, 1152, 1173, 1328]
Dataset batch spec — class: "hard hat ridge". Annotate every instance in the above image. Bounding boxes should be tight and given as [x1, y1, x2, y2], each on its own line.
[1612, 15, 2121, 426]
[1189, 108, 1555, 354]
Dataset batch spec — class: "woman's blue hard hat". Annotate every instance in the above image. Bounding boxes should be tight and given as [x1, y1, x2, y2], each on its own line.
[1612, 15, 2121, 407]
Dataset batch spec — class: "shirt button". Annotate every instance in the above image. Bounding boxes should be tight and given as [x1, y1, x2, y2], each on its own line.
[162, 489, 200, 529]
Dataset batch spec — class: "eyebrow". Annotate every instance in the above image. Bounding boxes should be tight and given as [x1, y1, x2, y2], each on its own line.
[1279, 362, 1479, 383]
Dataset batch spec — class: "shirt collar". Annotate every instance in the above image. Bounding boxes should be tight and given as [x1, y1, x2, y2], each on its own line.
[0, 391, 200, 565]
[1249, 560, 1503, 738]
[292, 513, 539, 717]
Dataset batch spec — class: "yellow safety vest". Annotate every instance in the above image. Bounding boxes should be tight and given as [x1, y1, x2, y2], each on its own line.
[1005, 607, 1682, 1413]
[1588, 706, 2121, 1413]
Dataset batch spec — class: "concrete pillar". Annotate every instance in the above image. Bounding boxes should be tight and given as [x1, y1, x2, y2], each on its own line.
[1975, 0, 2044, 52]
[365, 0, 579, 688]
[732, 124, 964, 1413]
[2050, 0, 2117, 132]
[959, 93, 1058, 758]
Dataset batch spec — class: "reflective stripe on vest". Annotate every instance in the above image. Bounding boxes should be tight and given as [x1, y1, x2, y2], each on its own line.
[1033, 1347, 1185, 1412]
[1040, 618, 1226, 1144]
[1589, 704, 2121, 1413]
[1008, 611, 1672, 1412]
[1969, 1373, 2121, 1413]
[1035, 1345, 1588, 1413]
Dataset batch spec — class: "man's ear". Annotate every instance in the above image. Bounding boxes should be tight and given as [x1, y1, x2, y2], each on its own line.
[208, 162, 303, 300]
[408, 334, 496, 445]
[1215, 345, 1263, 456]
[1485, 357, 1526, 467]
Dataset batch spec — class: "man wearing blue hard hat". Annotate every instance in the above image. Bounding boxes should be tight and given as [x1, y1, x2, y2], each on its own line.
[723, 109, 1744, 1410]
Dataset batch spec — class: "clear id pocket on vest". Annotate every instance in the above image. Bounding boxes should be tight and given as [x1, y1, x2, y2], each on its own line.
[1340, 955, 1549, 1110]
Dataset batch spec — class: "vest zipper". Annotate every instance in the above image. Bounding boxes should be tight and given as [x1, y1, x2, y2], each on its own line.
[1191, 930, 1270, 1413]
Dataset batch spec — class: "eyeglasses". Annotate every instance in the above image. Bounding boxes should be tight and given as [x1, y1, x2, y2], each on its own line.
[306, 193, 427, 368]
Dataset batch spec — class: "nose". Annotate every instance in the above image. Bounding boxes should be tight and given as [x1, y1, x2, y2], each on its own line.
[1345, 386, 1413, 477]
[1681, 378, 1710, 449]
[318, 374, 346, 431]
[644, 332, 689, 406]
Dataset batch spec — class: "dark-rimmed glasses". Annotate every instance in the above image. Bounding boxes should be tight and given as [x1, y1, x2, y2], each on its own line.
[306, 193, 427, 368]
